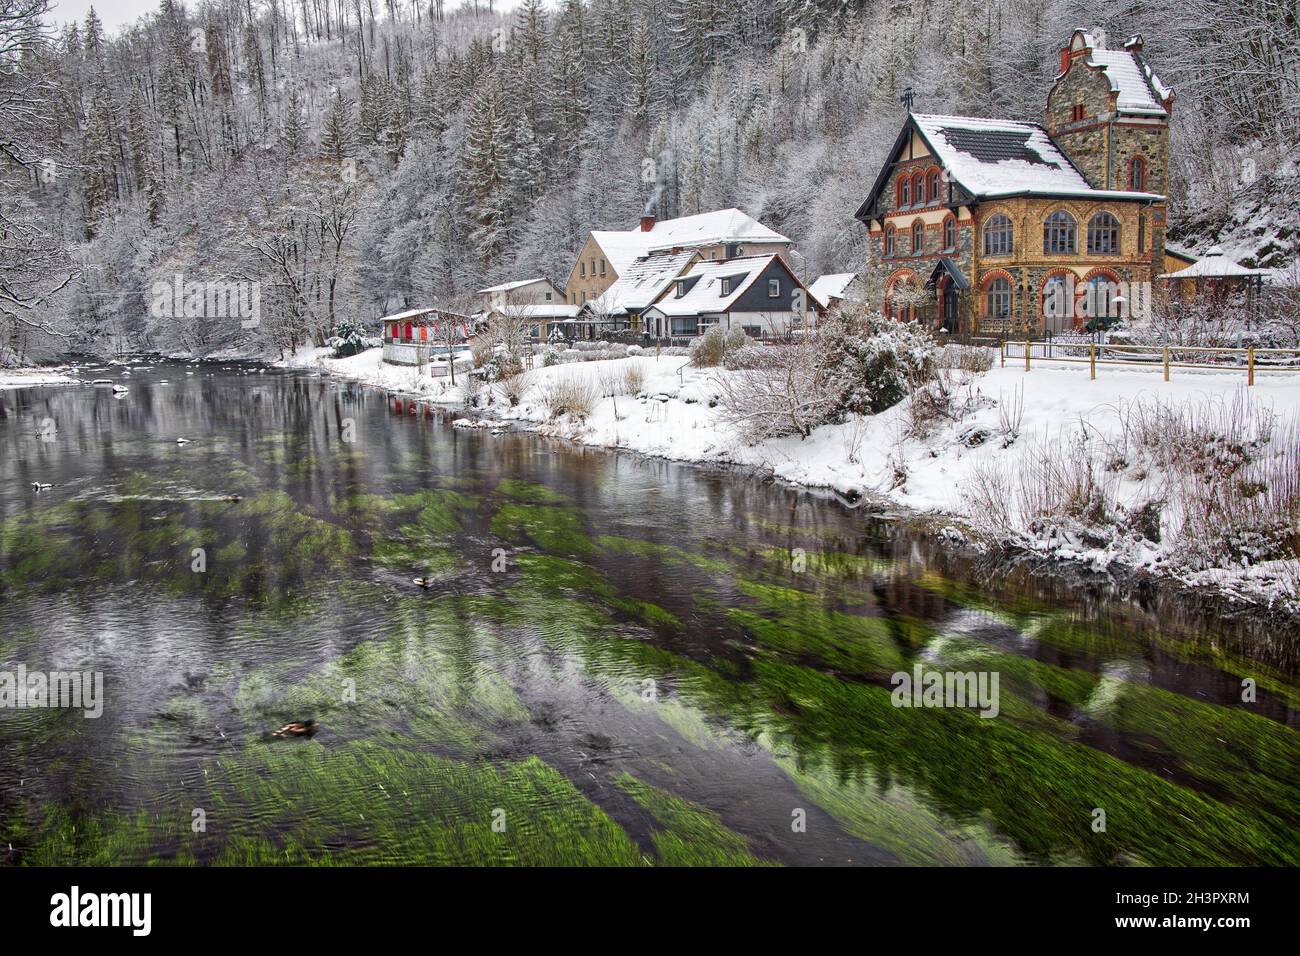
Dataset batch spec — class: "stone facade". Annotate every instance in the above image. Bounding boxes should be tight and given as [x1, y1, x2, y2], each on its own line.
[858, 29, 1173, 338]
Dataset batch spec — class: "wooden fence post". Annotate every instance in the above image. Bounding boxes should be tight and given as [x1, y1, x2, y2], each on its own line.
[1163, 345, 1170, 382]
[1000, 340, 1005, 368]
[1248, 346, 1254, 386]
[1090, 343, 1096, 380]
[1025, 338, 1030, 372]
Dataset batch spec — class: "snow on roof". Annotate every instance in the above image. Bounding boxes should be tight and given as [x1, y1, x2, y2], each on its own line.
[644, 255, 780, 318]
[495, 303, 582, 319]
[591, 209, 789, 274]
[912, 114, 1163, 200]
[1158, 247, 1270, 279]
[378, 307, 440, 323]
[808, 273, 857, 307]
[1086, 47, 1169, 116]
[477, 277, 551, 294]
[587, 251, 698, 315]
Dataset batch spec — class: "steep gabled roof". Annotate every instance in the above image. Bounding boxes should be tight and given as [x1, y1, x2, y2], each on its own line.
[644, 255, 788, 318]
[585, 250, 699, 315]
[855, 113, 1164, 221]
[807, 272, 857, 307]
[1059, 31, 1172, 117]
[590, 209, 789, 274]
[1086, 48, 1169, 115]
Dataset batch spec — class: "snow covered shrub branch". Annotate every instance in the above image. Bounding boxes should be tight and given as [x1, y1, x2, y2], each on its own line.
[715, 343, 836, 442]
[539, 376, 599, 421]
[818, 305, 938, 415]
[715, 304, 939, 443]
[496, 370, 532, 407]
[962, 391, 1299, 591]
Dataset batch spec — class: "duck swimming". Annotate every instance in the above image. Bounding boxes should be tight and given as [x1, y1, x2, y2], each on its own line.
[30, 482, 52, 491]
[412, 577, 437, 589]
[272, 720, 316, 738]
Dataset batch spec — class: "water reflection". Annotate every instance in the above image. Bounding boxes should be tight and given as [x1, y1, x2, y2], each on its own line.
[0, 361, 1296, 866]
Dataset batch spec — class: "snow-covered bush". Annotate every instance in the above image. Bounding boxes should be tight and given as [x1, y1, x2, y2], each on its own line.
[903, 367, 988, 440]
[496, 370, 532, 407]
[330, 318, 369, 357]
[817, 305, 937, 414]
[622, 363, 645, 395]
[689, 325, 747, 367]
[541, 349, 561, 367]
[470, 337, 494, 367]
[539, 376, 599, 420]
[716, 343, 837, 442]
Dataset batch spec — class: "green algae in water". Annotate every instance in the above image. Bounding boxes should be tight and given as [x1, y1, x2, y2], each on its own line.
[210, 745, 643, 866]
[614, 773, 774, 866]
[491, 503, 594, 555]
[729, 579, 908, 676]
[775, 756, 1021, 866]
[495, 478, 571, 505]
[515, 553, 681, 629]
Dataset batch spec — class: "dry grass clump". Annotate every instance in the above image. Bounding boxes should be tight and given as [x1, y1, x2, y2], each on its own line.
[539, 376, 599, 420]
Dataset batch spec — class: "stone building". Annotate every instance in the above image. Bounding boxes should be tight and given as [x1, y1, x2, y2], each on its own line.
[854, 29, 1177, 336]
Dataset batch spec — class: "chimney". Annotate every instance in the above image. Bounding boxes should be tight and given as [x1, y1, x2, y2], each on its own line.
[1059, 46, 1070, 74]
[1124, 34, 1144, 53]
[640, 215, 656, 233]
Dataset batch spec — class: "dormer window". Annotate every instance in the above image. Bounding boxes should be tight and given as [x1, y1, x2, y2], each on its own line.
[720, 277, 732, 296]
[675, 280, 687, 298]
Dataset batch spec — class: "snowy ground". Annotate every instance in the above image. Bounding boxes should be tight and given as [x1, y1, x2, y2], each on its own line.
[0, 367, 77, 389]
[288, 345, 1300, 616]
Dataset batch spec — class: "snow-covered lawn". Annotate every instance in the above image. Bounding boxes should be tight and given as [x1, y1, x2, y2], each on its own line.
[289, 345, 1300, 615]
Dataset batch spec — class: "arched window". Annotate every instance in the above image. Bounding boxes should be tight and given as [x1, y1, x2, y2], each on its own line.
[928, 170, 942, 205]
[1087, 212, 1120, 254]
[1084, 275, 1121, 320]
[913, 172, 925, 205]
[1042, 274, 1072, 325]
[1044, 210, 1077, 254]
[900, 177, 910, 208]
[943, 217, 956, 252]
[911, 221, 924, 256]
[886, 275, 917, 322]
[985, 276, 1013, 320]
[982, 214, 1013, 256]
[1129, 156, 1146, 191]
[884, 224, 896, 257]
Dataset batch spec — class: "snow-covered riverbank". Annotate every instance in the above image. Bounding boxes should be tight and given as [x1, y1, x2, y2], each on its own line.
[286, 345, 1300, 617]
[0, 367, 78, 389]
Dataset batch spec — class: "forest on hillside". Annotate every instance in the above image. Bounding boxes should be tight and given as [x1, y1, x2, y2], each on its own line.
[0, 0, 1297, 361]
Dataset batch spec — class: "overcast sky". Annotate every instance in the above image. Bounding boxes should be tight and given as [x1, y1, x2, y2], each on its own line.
[49, 0, 157, 32]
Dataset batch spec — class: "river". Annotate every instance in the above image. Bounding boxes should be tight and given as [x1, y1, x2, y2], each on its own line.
[0, 361, 1296, 865]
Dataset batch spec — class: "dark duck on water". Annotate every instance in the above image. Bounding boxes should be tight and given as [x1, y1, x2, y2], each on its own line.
[272, 719, 317, 738]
